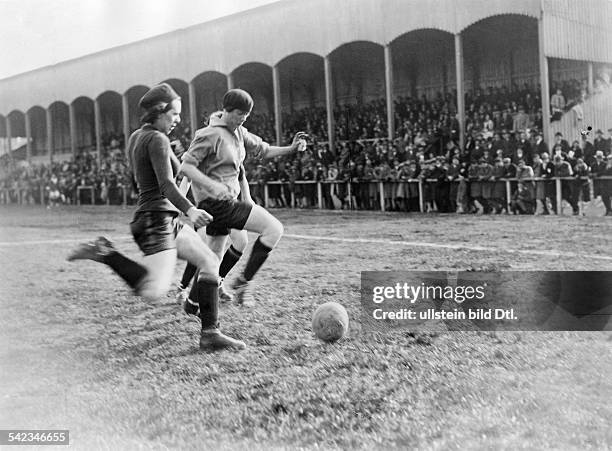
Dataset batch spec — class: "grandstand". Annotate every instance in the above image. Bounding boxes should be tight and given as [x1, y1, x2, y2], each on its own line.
[0, 0, 611, 215]
[2, 2, 612, 449]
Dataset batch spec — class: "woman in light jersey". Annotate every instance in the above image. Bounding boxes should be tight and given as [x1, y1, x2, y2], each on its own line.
[181, 89, 307, 306]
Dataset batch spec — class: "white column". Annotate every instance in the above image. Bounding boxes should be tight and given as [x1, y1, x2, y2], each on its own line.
[5, 116, 12, 159]
[25, 112, 32, 160]
[324, 55, 335, 155]
[454, 33, 465, 150]
[46, 108, 53, 163]
[121, 93, 130, 153]
[94, 98, 102, 165]
[538, 13, 551, 143]
[69, 103, 77, 157]
[227, 73, 234, 90]
[188, 81, 198, 135]
[273, 65, 282, 146]
[384, 44, 395, 140]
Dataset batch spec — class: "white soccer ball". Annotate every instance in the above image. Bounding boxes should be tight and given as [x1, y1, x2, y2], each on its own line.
[312, 302, 349, 342]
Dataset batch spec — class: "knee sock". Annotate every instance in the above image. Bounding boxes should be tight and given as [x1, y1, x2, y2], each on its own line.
[194, 276, 219, 329]
[180, 262, 198, 289]
[242, 237, 273, 282]
[188, 269, 200, 302]
[219, 245, 243, 279]
[102, 252, 148, 290]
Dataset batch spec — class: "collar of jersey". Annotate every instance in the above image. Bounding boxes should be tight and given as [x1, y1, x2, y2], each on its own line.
[209, 112, 230, 128]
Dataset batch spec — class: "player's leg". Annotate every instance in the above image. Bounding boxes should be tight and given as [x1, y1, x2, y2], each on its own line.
[231, 205, 283, 305]
[217, 229, 249, 302]
[176, 226, 245, 351]
[67, 236, 148, 293]
[175, 226, 201, 304]
[138, 249, 178, 302]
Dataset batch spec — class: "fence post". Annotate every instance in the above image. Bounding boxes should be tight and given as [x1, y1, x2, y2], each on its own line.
[418, 180, 424, 212]
[347, 181, 352, 210]
[317, 182, 323, 209]
[290, 189, 295, 208]
[555, 178, 562, 215]
[264, 184, 269, 208]
[505, 180, 512, 214]
[40, 186, 45, 205]
[379, 181, 385, 212]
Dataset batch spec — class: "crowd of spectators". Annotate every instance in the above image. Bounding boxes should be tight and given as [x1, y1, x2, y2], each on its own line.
[2, 80, 611, 215]
[0, 135, 134, 207]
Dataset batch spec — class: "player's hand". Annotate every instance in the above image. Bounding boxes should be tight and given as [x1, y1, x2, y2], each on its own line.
[291, 132, 309, 151]
[187, 207, 213, 228]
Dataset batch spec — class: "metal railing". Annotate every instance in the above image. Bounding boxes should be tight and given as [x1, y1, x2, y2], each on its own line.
[1, 177, 610, 216]
[246, 177, 611, 214]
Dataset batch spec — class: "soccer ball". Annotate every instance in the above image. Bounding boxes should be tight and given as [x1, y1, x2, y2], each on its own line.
[312, 302, 349, 342]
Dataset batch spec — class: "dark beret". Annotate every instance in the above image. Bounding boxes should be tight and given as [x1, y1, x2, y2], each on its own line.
[139, 83, 180, 110]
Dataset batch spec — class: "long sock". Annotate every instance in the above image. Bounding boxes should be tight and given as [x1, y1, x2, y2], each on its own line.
[188, 269, 200, 302]
[180, 262, 198, 289]
[102, 252, 148, 289]
[219, 245, 243, 278]
[242, 237, 273, 281]
[194, 276, 219, 329]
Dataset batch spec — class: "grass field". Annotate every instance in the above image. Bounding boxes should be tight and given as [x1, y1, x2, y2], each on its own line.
[1, 205, 611, 450]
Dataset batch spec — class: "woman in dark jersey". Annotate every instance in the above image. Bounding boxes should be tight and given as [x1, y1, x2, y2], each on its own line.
[67, 83, 245, 352]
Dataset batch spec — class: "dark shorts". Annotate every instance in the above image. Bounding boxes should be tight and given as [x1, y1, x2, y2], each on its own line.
[130, 211, 182, 255]
[197, 199, 253, 236]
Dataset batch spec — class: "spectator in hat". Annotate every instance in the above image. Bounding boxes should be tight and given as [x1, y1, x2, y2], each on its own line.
[533, 131, 548, 157]
[602, 154, 612, 215]
[592, 150, 608, 207]
[553, 154, 578, 214]
[572, 158, 591, 215]
[478, 157, 494, 214]
[550, 88, 566, 121]
[512, 106, 530, 132]
[468, 158, 483, 213]
[594, 129, 611, 154]
[580, 133, 596, 165]
[490, 157, 507, 214]
[553, 132, 570, 155]
[533, 153, 548, 214]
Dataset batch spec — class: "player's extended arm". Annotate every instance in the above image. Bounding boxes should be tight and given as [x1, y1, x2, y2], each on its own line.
[261, 132, 308, 160]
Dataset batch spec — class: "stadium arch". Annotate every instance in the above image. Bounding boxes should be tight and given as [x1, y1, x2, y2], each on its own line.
[49, 101, 70, 161]
[24, 107, 45, 162]
[276, 52, 326, 141]
[97, 91, 123, 163]
[190, 72, 227, 130]
[124, 85, 150, 144]
[231, 62, 275, 143]
[71, 97, 95, 159]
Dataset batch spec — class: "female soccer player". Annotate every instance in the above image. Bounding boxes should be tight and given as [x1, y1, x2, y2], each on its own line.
[67, 83, 245, 351]
[177, 175, 251, 310]
[180, 89, 307, 306]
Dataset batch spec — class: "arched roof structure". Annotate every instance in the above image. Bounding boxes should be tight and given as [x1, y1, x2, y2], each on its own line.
[1, 0, 610, 115]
